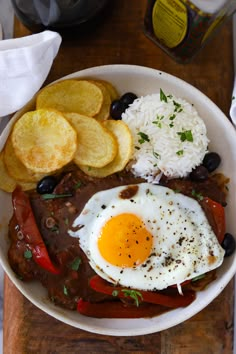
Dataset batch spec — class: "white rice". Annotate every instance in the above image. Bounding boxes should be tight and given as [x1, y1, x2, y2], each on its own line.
[122, 91, 209, 183]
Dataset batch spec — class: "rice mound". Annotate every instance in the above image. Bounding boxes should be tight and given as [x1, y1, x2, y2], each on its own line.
[122, 92, 209, 183]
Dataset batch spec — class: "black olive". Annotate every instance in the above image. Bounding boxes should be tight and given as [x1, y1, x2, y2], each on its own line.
[120, 92, 137, 107]
[189, 165, 209, 182]
[37, 176, 58, 194]
[222, 233, 236, 257]
[203, 152, 221, 172]
[110, 99, 127, 120]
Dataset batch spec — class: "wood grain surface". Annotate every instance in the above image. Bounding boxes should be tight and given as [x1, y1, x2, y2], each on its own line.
[3, 1, 235, 353]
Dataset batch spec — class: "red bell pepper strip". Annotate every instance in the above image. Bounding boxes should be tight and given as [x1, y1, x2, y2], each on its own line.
[89, 275, 195, 308]
[12, 186, 61, 275]
[77, 299, 169, 318]
[200, 197, 226, 244]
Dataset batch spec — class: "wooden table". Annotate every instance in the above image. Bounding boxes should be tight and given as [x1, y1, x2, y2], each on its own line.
[4, 2, 235, 353]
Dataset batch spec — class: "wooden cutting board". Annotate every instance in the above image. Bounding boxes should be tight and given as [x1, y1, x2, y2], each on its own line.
[4, 1, 235, 353]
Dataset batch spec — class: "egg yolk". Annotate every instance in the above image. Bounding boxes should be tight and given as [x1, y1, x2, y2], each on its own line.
[98, 213, 153, 267]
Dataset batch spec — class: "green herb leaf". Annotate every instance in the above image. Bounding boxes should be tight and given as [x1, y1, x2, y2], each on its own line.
[135, 146, 140, 150]
[169, 114, 176, 121]
[71, 257, 81, 271]
[192, 274, 205, 282]
[177, 130, 193, 142]
[63, 285, 68, 296]
[50, 225, 59, 233]
[153, 151, 160, 159]
[137, 131, 150, 144]
[41, 193, 72, 200]
[121, 289, 143, 307]
[24, 249, 32, 259]
[160, 88, 167, 102]
[176, 150, 184, 156]
[74, 181, 82, 189]
[173, 189, 181, 193]
[191, 189, 204, 201]
[112, 290, 119, 297]
[173, 100, 182, 112]
[185, 130, 193, 141]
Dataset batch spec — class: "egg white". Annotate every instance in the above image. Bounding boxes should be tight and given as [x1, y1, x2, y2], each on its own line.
[69, 183, 225, 291]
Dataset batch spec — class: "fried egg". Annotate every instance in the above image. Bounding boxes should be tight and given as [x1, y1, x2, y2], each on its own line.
[69, 183, 225, 291]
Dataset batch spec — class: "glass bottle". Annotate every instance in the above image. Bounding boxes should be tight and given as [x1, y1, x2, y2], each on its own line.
[11, 0, 109, 34]
[144, 0, 236, 63]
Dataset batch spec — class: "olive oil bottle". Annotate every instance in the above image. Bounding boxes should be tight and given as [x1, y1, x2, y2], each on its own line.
[144, 0, 236, 63]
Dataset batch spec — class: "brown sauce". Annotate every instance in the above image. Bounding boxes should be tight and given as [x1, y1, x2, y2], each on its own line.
[7, 168, 227, 312]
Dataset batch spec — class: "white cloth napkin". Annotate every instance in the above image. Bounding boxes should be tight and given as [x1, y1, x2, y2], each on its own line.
[0, 30, 61, 117]
[230, 14, 236, 127]
[229, 78, 236, 126]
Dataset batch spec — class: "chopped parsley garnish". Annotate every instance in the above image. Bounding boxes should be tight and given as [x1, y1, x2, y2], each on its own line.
[137, 131, 150, 144]
[173, 189, 181, 193]
[71, 257, 81, 271]
[192, 274, 205, 282]
[177, 130, 193, 142]
[112, 290, 119, 297]
[121, 289, 143, 307]
[232, 96, 235, 101]
[153, 150, 160, 159]
[169, 122, 174, 128]
[41, 193, 72, 200]
[173, 100, 182, 112]
[50, 225, 59, 233]
[135, 146, 140, 150]
[64, 218, 69, 225]
[63, 285, 68, 296]
[152, 115, 164, 128]
[160, 88, 168, 102]
[24, 249, 32, 259]
[176, 150, 184, 156]
[191, 189, 204, 201]
[74, 181, 82, 189]
[169, 114, 176, 121]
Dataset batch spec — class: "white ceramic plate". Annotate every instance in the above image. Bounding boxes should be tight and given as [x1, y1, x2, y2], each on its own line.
[1, 64, 236, 336]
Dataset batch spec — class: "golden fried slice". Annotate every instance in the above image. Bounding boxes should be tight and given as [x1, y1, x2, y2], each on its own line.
[3, 135, 45, 182]
[79, 120, 133, 177]
[11, 109, 77, 173]
[0, 152, 37, 193]
[36, 80, 103, 117]
[20, 181, 37, 191]
[97, 80, 119, 101]
[64, 112, 117, 168]
[0, 152, 17, 192]
[92, 81, 111, 121]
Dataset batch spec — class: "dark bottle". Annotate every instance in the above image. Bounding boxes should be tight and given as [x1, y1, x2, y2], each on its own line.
[144, 0, 236, 63]
[11, 0, 109, 34]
